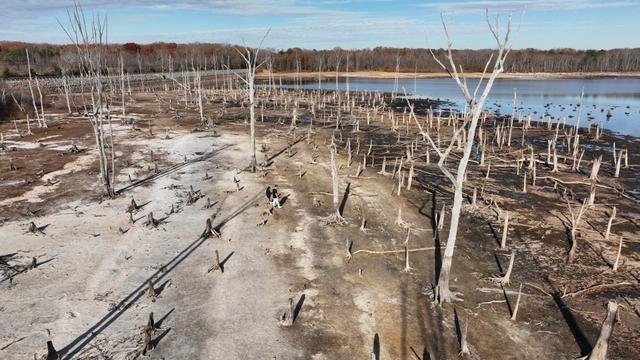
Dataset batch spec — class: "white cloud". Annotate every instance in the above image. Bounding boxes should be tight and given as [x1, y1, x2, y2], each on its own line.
[0, 0, 353, 17]
[417, 0, 637, 12]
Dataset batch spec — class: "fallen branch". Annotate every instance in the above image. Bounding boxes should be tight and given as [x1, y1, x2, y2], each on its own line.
[562, 281, 634, 299]
[352, 246, 436, 255]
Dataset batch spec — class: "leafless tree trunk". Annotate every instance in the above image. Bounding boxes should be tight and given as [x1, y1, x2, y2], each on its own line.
[25, 49, 43, 128]
[585, 302, 618, 360]
[326, 145, 346, 224]
[62, 69, 72, 114]
[59, 3, 116, 197]
[612, 235, 623, 271]
[604, 206, 616, 240]
[119, 53, 126, 123]
[234, 29, 271, 172]
[567, 199, 587, 263]
[510, 283, 523, 321]
[410, 11, 512, 304]
[500, 212, 509, 249]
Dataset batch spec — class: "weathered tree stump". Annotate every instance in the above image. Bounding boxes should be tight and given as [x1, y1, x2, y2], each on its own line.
[201, 218, 220, 239]
[345, 239, 353, 263]
[280, 298, 295, 327]
[145, 212, 158, 228]
[146, 280, 157, 299]
[127, 198, 139, 213]
[490, 252, 515, 285]
[208, 250, 222, 273]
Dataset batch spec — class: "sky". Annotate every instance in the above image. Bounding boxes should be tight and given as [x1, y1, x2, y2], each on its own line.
[1, 0, 639, 50]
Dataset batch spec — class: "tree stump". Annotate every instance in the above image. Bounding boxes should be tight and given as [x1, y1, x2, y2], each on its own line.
[208, 250, 222, 273]
[146, 280, 157, 299]
[201, 218, 220, 239]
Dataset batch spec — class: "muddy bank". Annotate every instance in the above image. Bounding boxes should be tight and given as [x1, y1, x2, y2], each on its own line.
[1, 86, 638, 359]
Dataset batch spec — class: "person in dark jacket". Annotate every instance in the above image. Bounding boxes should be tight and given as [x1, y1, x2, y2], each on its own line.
[266, 186, 272, 202]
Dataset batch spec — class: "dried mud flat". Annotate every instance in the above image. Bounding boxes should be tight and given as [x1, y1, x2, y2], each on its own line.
[0, 88, 639, 360]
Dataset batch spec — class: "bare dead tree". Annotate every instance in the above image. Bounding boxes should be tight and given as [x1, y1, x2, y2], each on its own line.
[500, 212, 509, 249]
[234, 29, 271, 172]
[567, 199, 587, 263]
[58, 3, 116, 197]
[25, 49, 44, 128]
[510, 283, 523, 321]
[325, 145, 347, 224]
[604, 206, 616, 240]
[490, 251, 515, 285]
[612, 235, 623, 271]
[455, 308, 470, 356]
[409, 11, 512, 304]
[345, 238, 353, 263]
[403, 229, 412, 272]
[583, 302, 618, 360]
[280, 298, 295, 327]
[146, 280, 157, 299]
[208, 249, 222, 273]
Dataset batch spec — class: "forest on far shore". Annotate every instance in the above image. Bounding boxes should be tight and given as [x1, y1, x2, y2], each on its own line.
[1, 41, 640, 78]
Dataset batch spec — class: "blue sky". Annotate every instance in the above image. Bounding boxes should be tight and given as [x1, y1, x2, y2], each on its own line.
[1, 1, 638, 50]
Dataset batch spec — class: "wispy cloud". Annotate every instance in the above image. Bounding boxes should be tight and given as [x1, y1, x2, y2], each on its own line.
[417, 0, 637, 12]
[0, 0, 637, 49]
[0, 0, 353, 17]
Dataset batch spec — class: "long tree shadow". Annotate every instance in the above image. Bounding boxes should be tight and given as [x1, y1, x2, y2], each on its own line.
[453, 307, 465, 354]
[551, 290, 592, 356]
[501, 285, 513, 317]
[59, 190, 263, 359]
[487, 221, 501, 247]
[372, 333, 380, 360]
[219, 251, 234, 273]
[293, 294, 305, 323]
[153, 279, 172, 297]
[0, 258, 55, 284]
[155, 308, 175, 329]
[431, 190, 442, 281]
[410, 347, 431, 360]
[338, 182, 351, 216]
[494, 253, 505, 274]
[151, 328, 172, 349]
[400, 277, 408, 360]
[257, 135, 305, 169]
[117, 145, 231, 194]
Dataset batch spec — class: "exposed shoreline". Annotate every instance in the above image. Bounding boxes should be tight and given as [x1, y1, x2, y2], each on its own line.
[259, 70, 640, 80]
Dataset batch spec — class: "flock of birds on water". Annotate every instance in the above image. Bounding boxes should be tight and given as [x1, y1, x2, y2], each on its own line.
[482, 101, 639, 127]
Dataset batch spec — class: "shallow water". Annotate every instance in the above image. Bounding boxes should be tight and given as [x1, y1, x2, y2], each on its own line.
[283, 77, 640, 136]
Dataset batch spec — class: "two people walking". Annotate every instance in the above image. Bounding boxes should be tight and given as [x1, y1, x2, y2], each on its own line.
[266, 185, 282, 209]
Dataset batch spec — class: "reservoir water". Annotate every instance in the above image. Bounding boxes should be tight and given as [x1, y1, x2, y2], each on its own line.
[281, 77, 640, 137]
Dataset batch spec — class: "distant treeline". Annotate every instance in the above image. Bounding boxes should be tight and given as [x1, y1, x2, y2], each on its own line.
[1, 41, 639, 77]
